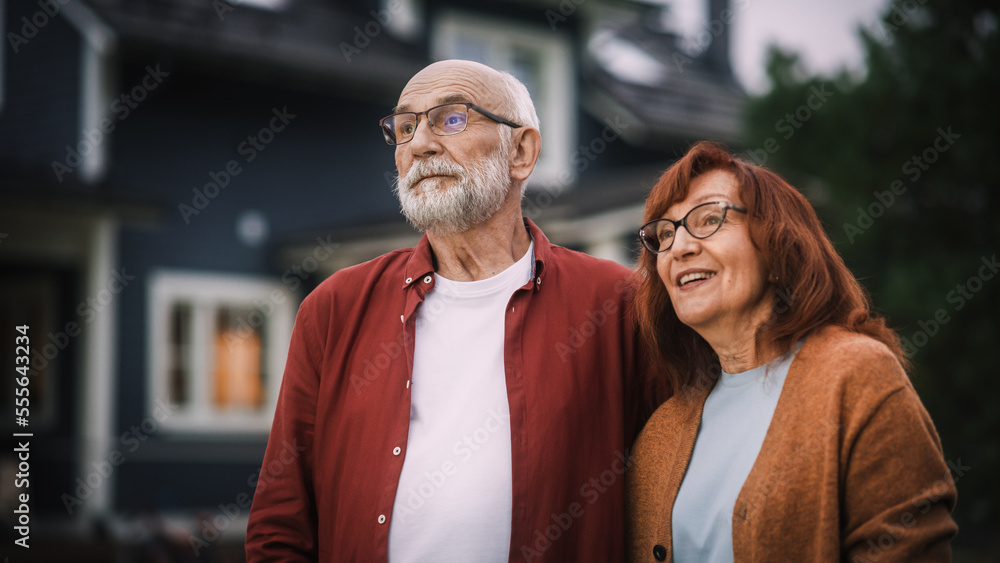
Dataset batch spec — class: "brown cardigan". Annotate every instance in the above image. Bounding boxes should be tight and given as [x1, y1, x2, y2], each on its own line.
[627, 326, 958, 562]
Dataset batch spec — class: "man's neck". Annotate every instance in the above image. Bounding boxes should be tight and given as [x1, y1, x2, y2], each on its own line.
[426, 204, 531, 282]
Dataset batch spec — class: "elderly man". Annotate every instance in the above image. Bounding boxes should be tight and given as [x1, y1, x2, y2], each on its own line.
[246, 60, 661, 562]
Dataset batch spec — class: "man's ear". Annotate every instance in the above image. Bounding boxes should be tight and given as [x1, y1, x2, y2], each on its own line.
[508, 127, 541, 182]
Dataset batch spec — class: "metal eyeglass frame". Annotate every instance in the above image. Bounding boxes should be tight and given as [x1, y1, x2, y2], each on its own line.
[379, 102, 522, 145]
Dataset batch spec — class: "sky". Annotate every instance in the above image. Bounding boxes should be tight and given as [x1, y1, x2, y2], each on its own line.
[665, 0, 888, 93]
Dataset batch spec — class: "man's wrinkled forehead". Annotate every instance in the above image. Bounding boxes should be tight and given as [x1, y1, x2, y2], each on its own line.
[394, 62, 498, 113]
[393, 92, 473, 115]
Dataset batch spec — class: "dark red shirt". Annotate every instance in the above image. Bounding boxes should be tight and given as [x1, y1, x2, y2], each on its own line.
[246, 218, 661, 562]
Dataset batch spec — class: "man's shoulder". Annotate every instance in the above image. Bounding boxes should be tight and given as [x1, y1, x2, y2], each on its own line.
[330, 247, 413, 284]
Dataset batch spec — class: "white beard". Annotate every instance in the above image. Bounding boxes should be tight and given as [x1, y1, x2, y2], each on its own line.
[394, 145, 511, 236]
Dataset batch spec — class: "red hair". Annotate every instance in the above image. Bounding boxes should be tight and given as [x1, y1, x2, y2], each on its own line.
[633, 141, 906, 394]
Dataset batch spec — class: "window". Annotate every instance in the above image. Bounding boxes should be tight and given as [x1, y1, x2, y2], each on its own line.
[148, 271, 295, 434]
[433, 11, 575, 191]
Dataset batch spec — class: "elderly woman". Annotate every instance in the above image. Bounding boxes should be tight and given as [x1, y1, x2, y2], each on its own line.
[627, 142, 957, 562]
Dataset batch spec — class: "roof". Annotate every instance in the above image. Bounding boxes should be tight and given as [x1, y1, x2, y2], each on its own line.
[79, 0, 427, 98]
[582, 8, 746, 146]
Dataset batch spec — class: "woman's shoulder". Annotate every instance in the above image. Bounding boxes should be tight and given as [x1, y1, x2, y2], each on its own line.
[790, 325, 912, 404]
[800, 325, 898, 359]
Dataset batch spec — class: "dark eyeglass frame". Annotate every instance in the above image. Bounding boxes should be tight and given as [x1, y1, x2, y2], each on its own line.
[638, 202, 748, 254]
[379, 102, 522, 146]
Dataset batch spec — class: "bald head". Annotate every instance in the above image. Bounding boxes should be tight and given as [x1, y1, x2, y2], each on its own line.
[401, 60, 502, 102]
[396, 59, 540, 134]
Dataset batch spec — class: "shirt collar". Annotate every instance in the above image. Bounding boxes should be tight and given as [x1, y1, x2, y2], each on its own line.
[402, 216, 550, 289]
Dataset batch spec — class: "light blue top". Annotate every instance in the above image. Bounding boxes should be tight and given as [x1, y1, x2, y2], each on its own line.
[671, 345, 799, 563]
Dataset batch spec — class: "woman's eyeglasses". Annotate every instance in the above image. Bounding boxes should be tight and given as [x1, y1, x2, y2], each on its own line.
[638, 202, 748, 254]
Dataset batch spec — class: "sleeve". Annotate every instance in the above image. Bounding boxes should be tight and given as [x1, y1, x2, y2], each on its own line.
[841, 357, 958, 562]
[245, 296, 322, 561]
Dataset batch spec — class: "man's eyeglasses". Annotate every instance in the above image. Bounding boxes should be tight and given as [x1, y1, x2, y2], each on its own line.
[379, 103, 521, 146]
[638, 202, 748, 253]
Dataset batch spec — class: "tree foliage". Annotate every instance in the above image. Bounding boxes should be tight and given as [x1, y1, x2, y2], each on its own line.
[743, 0, 1000, 546]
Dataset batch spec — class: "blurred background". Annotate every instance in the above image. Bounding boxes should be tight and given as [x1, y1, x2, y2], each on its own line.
[0, 0, 996, 560]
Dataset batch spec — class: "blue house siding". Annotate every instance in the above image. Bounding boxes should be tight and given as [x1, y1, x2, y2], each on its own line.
[0, 0, 82, 175]
[108, 62, 407, 511]
[1, 0, 744, 543]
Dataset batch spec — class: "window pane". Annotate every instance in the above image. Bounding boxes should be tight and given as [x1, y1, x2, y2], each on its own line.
[168, 302, 192, 406]
[509, 45, 542, 105]
[452, 33, 489, 64]
[213, 306, 265, 410]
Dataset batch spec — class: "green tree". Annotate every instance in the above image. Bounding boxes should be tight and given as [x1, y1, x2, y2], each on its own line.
[743, 0, 999, 553]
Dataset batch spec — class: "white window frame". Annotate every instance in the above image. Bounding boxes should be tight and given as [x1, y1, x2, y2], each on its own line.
[432, 11, 575, 191]
[147, 270, 294, 435]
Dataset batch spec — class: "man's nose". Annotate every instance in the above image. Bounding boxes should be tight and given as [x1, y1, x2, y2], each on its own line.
[408, 116, 441, 157]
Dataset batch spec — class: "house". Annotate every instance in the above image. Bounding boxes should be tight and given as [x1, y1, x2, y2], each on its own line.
[0, 0, 742, 558]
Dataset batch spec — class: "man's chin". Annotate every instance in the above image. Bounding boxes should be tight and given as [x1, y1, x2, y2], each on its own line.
[412, 176, 452, 194]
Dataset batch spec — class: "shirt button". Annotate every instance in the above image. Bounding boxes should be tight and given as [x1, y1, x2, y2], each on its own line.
[378, 514, 386, 524]
[423, 275, 432, 283]
[405, 277, 412, 284]
[653, 544, 666, 561]
[393, 446, 401, 455]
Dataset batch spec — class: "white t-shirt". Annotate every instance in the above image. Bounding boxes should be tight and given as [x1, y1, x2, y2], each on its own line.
[388, 242, 534, 562]
[671, 345, 799, 563]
